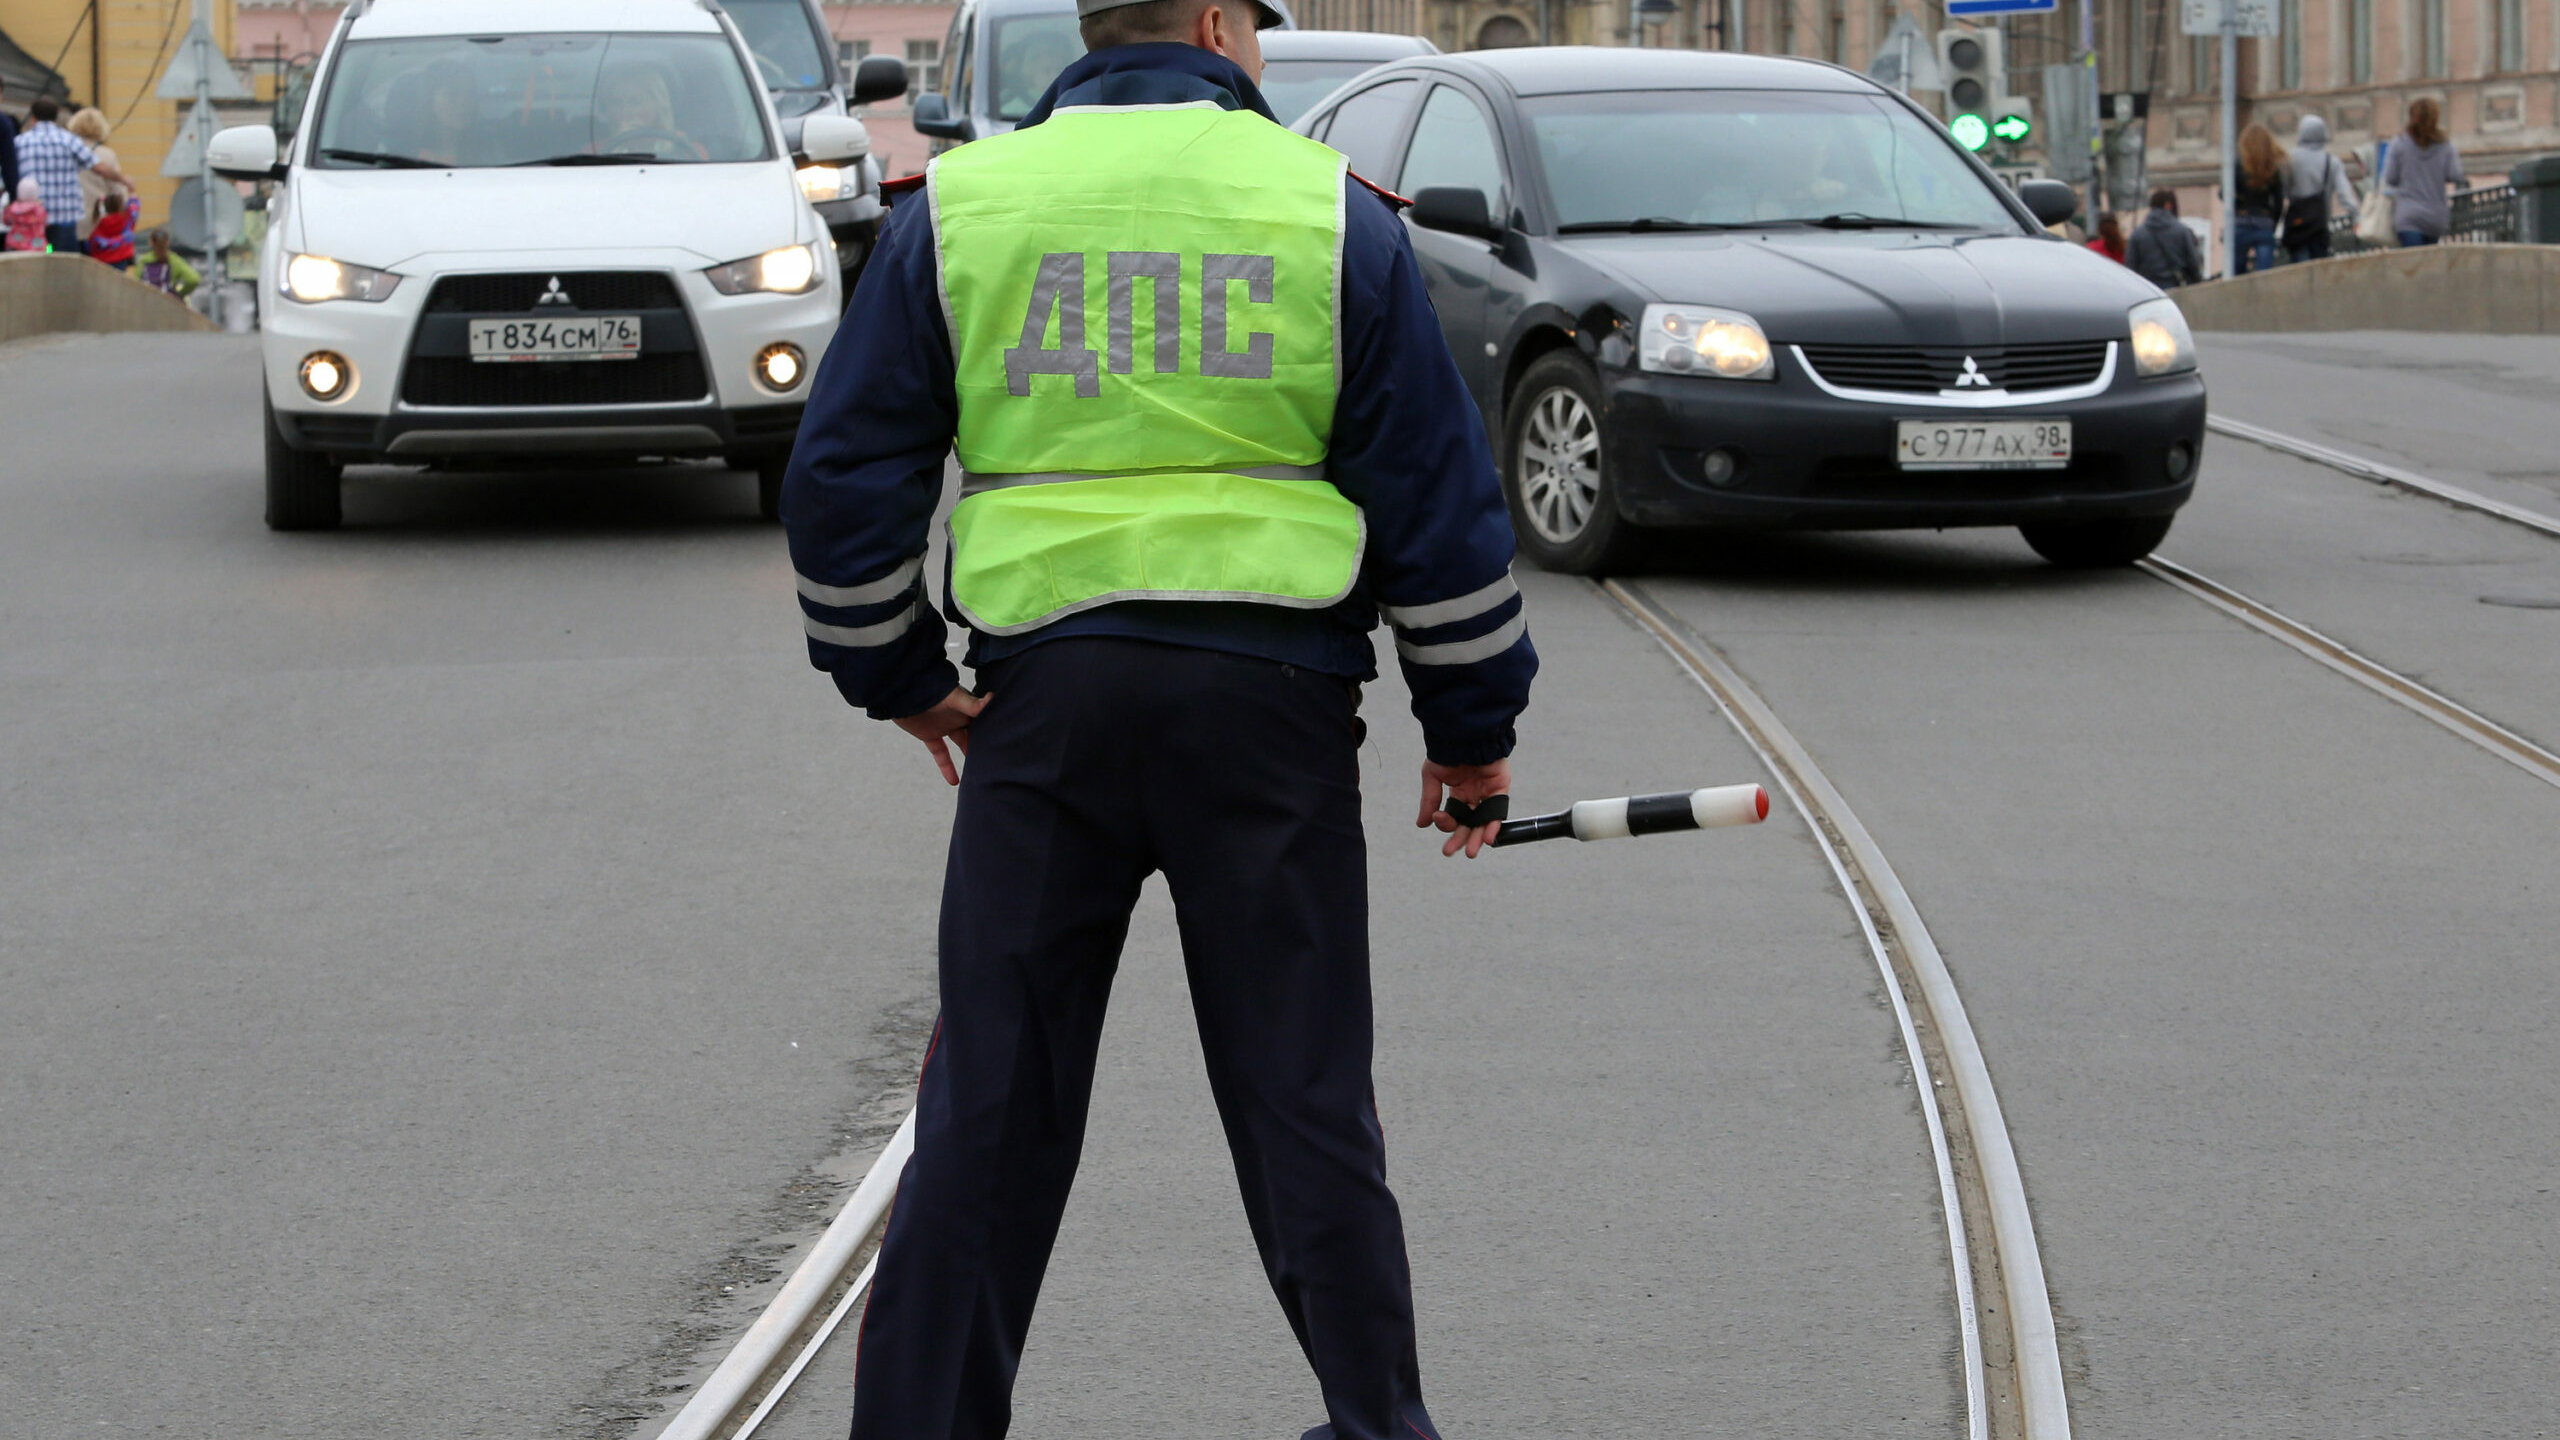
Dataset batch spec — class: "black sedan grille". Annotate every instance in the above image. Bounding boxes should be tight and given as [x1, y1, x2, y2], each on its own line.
[1797, 341, 2112, 394]
[400, 353, 710, 407]
[422, 271, 685, 313]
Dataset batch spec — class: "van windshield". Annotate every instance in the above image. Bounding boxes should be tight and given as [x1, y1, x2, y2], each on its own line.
[311, 33, 775, 168]
[722, 0, 834, 92]
[989, 13, 1080, 122]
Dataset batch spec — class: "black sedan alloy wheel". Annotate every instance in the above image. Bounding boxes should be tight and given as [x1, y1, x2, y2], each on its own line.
[1506, 352, 1644, 574]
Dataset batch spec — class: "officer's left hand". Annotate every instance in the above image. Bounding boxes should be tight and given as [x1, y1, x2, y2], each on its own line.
[1419, 757, 1511, 859]
[894, 687, 989, 786]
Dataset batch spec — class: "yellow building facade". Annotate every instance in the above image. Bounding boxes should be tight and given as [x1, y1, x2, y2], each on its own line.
[8, 0, 241, 229]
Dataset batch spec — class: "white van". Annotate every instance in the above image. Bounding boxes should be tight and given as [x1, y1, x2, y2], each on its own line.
[212, 0, 868, 529]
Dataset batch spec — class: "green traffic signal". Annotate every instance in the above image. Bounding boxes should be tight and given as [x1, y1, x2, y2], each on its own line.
[1950, 113, 1990, 151]
[1991, 113, 2033, 143]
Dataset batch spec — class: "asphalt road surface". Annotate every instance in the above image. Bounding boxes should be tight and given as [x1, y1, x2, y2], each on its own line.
[5, 328, 2556, 1440]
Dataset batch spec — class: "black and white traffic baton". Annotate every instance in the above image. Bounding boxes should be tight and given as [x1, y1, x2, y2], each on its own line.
[1441, 783, 1770, 847]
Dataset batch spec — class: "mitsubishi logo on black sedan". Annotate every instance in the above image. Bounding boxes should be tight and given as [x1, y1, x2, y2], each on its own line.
[1954, 356, 1993, 387]
[537, 277, 573, 307]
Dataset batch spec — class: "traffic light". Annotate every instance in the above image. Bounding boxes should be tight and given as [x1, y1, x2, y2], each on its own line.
[1936, 26, 2006, 148]
[1990, 98, 2034, 145]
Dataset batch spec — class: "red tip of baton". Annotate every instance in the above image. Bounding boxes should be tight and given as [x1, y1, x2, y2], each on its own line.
[1754, 786, 1770, 821]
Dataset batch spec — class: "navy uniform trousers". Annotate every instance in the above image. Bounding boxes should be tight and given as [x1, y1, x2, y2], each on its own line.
[848, 636, 1443, 1440]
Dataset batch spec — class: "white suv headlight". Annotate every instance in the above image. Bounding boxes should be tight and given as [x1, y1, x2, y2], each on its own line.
[797, 164, 856, 204]
[1639, 303, 1774, 380]
[706, 243, 826, 296]
[283, 253, 402, 303]
[2127, 297, 2198, 377]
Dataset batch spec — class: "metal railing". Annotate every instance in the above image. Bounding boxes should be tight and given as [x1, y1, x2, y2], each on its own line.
[2330, 182, 2520, 253]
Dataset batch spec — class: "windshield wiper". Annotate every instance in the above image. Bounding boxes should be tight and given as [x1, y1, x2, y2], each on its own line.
[1555, 217, 1747, 234]
[320, 148, 444, 169]
[508, 152, 658, 167]
[1768, 213, 1980, 230]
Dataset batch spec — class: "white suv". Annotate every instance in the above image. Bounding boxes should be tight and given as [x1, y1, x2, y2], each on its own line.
[212, 0, 867, 529]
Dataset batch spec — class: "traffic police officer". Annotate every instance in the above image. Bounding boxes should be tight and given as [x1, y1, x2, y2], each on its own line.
[781, 0, 1536, 1432]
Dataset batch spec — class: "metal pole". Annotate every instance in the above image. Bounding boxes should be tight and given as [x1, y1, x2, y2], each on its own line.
[2220, 0, 2238, 276]
[196, 0, 223, 330]
[2080, 0, 2100, 222]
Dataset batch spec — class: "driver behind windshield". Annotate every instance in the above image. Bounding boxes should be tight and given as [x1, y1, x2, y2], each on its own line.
[404, 60, 479, 166]
[597, 66, 706, 159]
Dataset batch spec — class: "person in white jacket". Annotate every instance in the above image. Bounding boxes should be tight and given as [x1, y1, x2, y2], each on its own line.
[2282, 114, 2359, 262]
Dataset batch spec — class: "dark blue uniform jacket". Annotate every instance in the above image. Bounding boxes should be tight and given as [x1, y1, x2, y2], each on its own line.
[781, 44, 1536, 765]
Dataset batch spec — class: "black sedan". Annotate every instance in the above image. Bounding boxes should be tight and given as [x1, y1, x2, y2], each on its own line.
[1296, 48, 2207, 571]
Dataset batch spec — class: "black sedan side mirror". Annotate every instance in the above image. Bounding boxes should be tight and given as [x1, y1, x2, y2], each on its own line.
[851, 55, 910, 108]
[1408, 186, 1501, 241]
[911, 92, 966, 140]
[2017, 179, 2080, 228]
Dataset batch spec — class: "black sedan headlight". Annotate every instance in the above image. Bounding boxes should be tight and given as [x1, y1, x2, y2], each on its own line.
[1638, 303, 1775, 380]
[2127, 297, 2198, 377]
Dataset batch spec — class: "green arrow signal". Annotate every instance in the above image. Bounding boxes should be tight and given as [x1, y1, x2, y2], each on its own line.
[1950, 113, 1991, 151]
[1990, 113, 2033, 142]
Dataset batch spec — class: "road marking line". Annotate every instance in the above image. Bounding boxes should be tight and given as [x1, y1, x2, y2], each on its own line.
[2209, 416, 2560, 542]
[1605, 578, 2070, 1440]
[2140, 557, 2560, 790]
[652, 1110, 916, 1440]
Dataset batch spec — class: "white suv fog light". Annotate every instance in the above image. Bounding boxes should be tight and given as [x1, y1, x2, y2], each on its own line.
[756, 343, 807, 392]
[299, 351, 353, 401]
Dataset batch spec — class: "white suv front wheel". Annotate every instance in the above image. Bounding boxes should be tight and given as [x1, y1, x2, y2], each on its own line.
[263, 396, 344, 532]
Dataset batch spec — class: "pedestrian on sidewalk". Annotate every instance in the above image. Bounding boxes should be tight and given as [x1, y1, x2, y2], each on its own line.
[2126, 188, 2203, 289]
[86, 192, 136, 270]
[66, 108, 133, 246]
[13, 97, 133, 257]
[2281, 114, 2358, 263]
[2231, 122, 2286, 274]
[137, 228, 201, 296]
[4, 178, 48, 253]
[782, 0, 1536, 1434]
[2086, 211, 2127, 263]
[2383, 98, 2465, 248]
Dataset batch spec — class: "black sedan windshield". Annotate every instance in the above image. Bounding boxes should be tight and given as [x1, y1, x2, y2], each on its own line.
[1523, 89, 2019, 232]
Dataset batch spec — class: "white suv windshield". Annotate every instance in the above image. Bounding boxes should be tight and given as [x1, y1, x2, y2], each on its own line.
[312, 33, 775, 168]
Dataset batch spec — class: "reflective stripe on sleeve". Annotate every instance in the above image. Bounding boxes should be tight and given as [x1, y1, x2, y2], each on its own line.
[1379, 572, 1518, 631]
[804, 600, 926, 649]
[1393, 610, 1528, 667]
[796, 556, 923, 609]
[957, 462, 1329, 498]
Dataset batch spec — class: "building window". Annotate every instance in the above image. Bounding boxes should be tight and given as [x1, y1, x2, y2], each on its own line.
[2279, 0, 2300, 86]
[2419, 0, 2444, 76]
[905, 38, 942, 96]
[2347, 0, 2371, 83]
[838, 37, 870, 86]
[2189, 34, 2216, 93]
[2495, 0, 2524, 70]
[1777, 0, 1795, 54]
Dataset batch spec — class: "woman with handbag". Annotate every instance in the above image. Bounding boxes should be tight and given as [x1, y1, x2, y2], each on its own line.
[2382, 98, 2465, 248]
[2282, 115, 2358, 262]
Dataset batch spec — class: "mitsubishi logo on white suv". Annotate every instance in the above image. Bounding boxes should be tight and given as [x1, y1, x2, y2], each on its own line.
[537, 277, 574, 307]
[1953, 356, 1993, 388]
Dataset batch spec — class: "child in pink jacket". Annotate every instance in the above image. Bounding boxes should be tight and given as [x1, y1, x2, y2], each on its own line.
[4, 179, 48, 252]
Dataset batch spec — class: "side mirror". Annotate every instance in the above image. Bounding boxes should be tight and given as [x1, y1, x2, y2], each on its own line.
[208, 124, 283, 182]
[850, 54, 910, 108]
[1407, 186, 1500, 241]
[799, 114, 871, 164]
[2017, 178, 2080, 228]
[910, 92, 966, 141]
